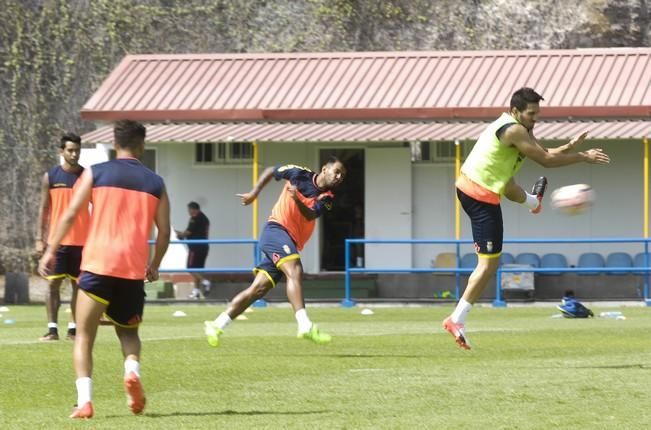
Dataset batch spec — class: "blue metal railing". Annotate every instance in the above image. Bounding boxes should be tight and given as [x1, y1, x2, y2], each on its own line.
[343, 237, 651, 307]
[148, 239, 260, 273]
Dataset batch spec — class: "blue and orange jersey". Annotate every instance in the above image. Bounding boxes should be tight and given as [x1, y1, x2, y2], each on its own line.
[268, 164, 335, 250]
[81, 158, 165, 280]
[47, 165, 89, 246]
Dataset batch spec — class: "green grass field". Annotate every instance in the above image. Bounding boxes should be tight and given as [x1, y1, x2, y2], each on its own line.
[1, 303, 650, 429]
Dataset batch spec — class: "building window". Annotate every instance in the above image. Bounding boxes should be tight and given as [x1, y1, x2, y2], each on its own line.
[195, 141, 252, 164]
[230, 141, 252, 160]
[412, 141, 471, 163]
[195, 142, 214, 163]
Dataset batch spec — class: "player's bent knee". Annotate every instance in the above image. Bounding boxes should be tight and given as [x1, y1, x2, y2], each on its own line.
[251, 283, 272, 299]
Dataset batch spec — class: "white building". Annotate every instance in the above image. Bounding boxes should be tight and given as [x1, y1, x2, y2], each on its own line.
[80, 49, 651, 280]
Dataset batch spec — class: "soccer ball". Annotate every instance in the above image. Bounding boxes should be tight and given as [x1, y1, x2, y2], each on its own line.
[550, 184, 594, 215]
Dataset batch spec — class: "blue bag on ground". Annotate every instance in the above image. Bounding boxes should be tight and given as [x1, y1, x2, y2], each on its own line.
[557, 291, 594, 318]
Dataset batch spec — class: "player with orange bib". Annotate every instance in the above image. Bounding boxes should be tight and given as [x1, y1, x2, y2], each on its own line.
[204, 158, 345, 347]
[39, 120, 170, 419]
[443, 87, 610, 350]
[36, 133, 89, 341]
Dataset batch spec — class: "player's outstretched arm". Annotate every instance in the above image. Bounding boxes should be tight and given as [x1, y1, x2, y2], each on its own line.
[236, 166, 275, 205]
[35, 172, 50, 254]
[547, 132, 588, 154]
[507, 126, 610, 168]
[148, 187, 171, 282]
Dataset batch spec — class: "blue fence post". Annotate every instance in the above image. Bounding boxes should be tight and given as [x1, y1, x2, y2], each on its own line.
[454, 241, 461, 300]
[250, 240, 268, 308]
[341, 239, 356, 307]
[336, 237, 649, 307]
[645, 240, 650, 306]
[492, 267, 506, 307]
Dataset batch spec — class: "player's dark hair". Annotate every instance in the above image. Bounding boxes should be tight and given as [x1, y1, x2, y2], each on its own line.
[323, 155, 341, 167]
[114, 120, 146, 149]
[59, 132, 81, 149]
[188, 201, 200, 210]
[510, 87, 544, 111]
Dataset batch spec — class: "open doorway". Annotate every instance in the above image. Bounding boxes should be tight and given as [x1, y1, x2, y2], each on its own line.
[319, 148, 364, 271]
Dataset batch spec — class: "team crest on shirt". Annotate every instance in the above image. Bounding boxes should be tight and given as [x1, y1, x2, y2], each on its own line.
[272, 253, 281, 263]
[486, 241, 493, 253]
[283, 245, 291, 254]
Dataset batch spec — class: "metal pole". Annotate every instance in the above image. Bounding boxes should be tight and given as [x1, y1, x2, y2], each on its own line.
[252, 140, 259, 239]
[455, 241, 461, 300]
[250, 141, 267, 307]
[454, 140, 462, 302]
[644, 137, 649, 305]
[645, 240, 650, 305]
[493, 268, 506, 307]
[455, 139, 461, 240]
[341, 239, 355, 307]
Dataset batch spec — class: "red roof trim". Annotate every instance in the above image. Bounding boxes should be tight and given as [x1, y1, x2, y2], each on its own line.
[81, 120, 651, 145]
[80, 106, 651, 122]
[81, 48, 651, 122]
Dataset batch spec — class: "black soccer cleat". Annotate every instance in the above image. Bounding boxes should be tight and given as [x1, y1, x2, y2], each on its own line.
[531, 176, 548, 198]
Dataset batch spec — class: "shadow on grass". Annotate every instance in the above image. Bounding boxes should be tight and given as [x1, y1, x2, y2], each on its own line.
[330, 353, 426, 358]
[137, 409, 330, 418]
[235, 353, 429, 359]
[574, 363, 650, 370]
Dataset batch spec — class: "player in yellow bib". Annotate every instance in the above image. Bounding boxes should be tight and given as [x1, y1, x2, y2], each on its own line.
[443, 87, 610, 350]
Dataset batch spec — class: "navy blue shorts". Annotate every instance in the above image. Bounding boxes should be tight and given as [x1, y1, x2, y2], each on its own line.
[47, 245, 83, 280]
[187, 245, 209, 268]
[254, 222, 300, 286]
[457, 188, 503, 255]
[79, 272, 145, 328]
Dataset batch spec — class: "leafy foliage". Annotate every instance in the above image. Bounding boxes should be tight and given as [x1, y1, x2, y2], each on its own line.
[0, 0, 648, 272]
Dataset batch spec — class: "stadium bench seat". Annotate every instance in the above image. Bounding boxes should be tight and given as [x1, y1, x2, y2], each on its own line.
[605, 252, 633, 275]
[633, 252, 651, 275]
[460, 253, 478, 269]
[514, 252, 541, 268]
[433, 252, 456, 268]
[577, 252, 605, 276]
[540, 253, 568, 276]
[500, 252, 515, 266]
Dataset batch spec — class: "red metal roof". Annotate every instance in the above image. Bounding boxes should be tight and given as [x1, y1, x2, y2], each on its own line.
[81, 120, 651, 144]
[81, 48, 651, 122]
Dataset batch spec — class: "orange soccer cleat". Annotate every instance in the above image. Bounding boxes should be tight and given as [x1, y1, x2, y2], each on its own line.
[69, 401, 94, 419]
[442, 317, 471, 350]
[124, 371, 146, 415]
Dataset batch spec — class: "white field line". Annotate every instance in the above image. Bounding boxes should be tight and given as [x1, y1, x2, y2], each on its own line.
[0, 326, 536, 346]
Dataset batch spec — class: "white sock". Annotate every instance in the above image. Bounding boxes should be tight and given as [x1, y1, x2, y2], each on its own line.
[214, 312, 232, 330]
[124, 358, 140, 378]
[68, 322, 76, 330]
[295, 308, 312, 334]
[450, 298, 473, 324]
[76, 377, 92, 406]
[523, 192, 539, 209]
[47, 322, 58, 329]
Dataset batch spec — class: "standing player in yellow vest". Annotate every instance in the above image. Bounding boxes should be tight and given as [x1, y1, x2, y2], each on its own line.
[443, 87, 610, 350]
[38, 120, 171, 419]
[36, 133, 89, 341]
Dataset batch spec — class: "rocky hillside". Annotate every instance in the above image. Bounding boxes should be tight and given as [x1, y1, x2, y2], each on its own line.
[0, 0, 648, 271]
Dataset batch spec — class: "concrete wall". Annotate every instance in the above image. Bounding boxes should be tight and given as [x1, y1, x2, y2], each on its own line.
[412, 139, 646, 267]
[152, 141, 321, 271]
[145, 137, 646, 275]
